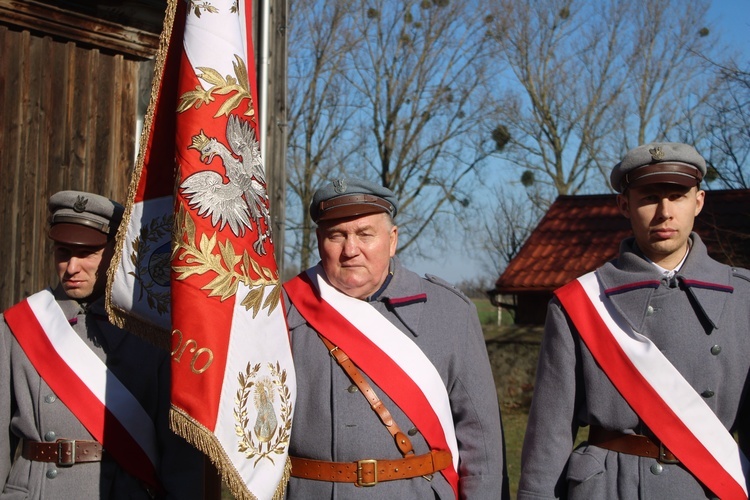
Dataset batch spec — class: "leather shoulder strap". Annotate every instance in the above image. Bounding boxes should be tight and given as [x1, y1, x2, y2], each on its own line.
[318, 334, 414, 457]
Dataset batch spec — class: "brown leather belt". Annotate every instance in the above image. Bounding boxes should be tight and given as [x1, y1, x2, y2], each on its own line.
[588, 426, 679, 464]
[22, 439, 105, 466]
[290, 449, 452, 487]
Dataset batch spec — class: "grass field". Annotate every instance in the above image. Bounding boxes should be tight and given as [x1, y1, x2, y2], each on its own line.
[504, 408, 590, 498]
[474, 297, 498, 325]
[503, 407, 528, 498]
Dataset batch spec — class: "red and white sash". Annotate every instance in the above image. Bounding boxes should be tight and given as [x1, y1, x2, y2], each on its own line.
[4, 289, 162, 492]
[556, 271, 749, 499]
[284, 266, 460, 497]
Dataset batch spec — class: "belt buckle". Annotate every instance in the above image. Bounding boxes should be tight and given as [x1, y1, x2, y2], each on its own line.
[658, 441, 679, 464]
[57, 439, 76, 466]
[356, 459, 377, 487]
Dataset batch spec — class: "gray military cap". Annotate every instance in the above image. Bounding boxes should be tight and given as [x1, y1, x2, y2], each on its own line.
[610, 142, 706, 193]
[310, 177, 398, 223]
[48, 190, 124, 246]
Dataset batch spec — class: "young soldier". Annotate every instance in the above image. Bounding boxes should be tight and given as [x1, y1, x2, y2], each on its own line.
[0, 191, 203, 499]
[519, 143, 750, 499]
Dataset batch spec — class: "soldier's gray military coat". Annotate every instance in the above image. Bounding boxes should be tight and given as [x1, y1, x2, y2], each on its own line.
[518, 234, 750, 499]
[0, 287, 203, 499]
[284, 258, 508, 499]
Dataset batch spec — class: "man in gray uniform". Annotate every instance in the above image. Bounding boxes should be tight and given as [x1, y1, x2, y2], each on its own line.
[283, 178, 508, 499]
[519, 143, 750, 499]
[0, 190, 203, 499]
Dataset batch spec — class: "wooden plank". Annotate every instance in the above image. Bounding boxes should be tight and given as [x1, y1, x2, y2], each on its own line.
[63, 41, 78, 189]
[115, 58, 138, 201]
[0, 0, 160, 59]
[91, 50, 113, 196]
[27, 35, 49, 291]
[0, 24, 19, 308]
[68, 44, 91, 189]
[46, 39, 71, 196]
[18, 29, 39, 298]
[85, 49, 101, 194]
[0, 26, 148, 309]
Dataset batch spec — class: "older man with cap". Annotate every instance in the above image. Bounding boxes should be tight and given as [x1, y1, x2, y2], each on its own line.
[518, 143, 750, 499]
[0, 191, 203, 499]
[283, 178, 508, 499]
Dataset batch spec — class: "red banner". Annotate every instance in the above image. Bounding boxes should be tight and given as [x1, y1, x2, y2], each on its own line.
[107, 1, 295, 498]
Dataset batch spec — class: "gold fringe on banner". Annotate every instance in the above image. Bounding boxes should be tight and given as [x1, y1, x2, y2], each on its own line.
[105, 0, 178, 349]
[170, 407, 291, 500]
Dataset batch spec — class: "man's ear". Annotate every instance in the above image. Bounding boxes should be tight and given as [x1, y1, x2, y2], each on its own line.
[616, 193, 631, 219]
[389, 224, 398, 258]
[694, 188, 705, 217]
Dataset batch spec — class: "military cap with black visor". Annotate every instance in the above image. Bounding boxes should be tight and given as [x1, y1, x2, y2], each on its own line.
[48, 190, 124, 247]
[610, 142, 706, 193]
[310, 177, 398, 223]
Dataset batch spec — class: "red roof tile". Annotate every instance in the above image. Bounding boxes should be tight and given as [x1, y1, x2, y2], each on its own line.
[492, 189, 750, 293]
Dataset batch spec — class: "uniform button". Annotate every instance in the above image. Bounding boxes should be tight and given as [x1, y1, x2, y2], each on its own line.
[347, 385, 358, 393]
[44, 394, 57, 404]
[701, 390, 715, 398]
[46, 468, 58, 479]
[407, 427, 418, 436]
[646, 305, 655, 316]
[44, 431, 56, 442]
[710, 345, 722, 355]
[650, 462, 663, 475]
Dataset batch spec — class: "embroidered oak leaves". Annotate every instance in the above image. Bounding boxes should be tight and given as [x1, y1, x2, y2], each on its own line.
[172, 204, 280, 317]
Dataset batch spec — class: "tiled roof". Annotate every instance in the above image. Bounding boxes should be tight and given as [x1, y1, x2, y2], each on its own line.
[492, 189, 750, 294]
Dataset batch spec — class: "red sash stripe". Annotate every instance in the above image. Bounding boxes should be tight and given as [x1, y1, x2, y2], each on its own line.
[284, 273, 460, 496]
[556, 279, 747, 499]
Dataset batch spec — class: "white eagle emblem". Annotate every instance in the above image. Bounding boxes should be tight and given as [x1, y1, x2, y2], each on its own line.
[181, 115, 272, 255]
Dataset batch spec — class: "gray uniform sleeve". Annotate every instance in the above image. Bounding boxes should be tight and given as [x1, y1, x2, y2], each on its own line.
[154, 351, 205, 499]
[452, 300, 509, 499]
[0, 320, 11, 489]
[518, 299, 580, 499]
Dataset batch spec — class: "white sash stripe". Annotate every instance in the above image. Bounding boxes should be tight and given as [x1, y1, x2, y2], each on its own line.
[580, 272, 749, 493]
[308, 266, 459, 469]
[27, 290, 159, 467]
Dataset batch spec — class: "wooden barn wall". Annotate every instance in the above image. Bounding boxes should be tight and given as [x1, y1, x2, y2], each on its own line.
[0, 24, 142, 309]
[0, 0, 288, 311]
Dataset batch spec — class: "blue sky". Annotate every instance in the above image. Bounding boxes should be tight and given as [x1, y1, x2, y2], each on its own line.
[709, 0, 750, 51]
[408, 0, 750, 285]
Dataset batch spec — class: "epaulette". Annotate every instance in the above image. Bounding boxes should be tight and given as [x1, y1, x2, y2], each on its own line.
[423, 274, 471, 304]
[731, 267, 750, 284]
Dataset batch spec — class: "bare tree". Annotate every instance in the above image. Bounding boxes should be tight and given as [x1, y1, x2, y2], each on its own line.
[488, 0, 723, 205]
[344, 0, 504, 256]
[287, 0, 502, 269]
[699, 61, 750, 189]
[286, 0, 362, 270]
[466, 184, 543, 277]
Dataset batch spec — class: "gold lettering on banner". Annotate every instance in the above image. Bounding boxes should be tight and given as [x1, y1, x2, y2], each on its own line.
[172, 329, 215, 374]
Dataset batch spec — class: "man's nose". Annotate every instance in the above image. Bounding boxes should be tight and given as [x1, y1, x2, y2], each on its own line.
[66, 256, 82, 274]
[656, 198, 672, 219]
[342, 237, 360, 256]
